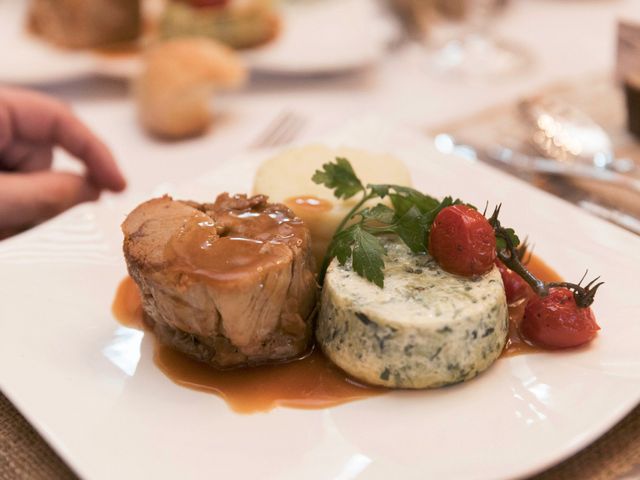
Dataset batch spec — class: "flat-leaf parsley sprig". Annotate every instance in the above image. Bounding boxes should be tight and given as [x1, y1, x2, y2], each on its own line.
[312, 157, 462, 287]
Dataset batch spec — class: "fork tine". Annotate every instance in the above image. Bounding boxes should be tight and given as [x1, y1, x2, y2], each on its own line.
[269, 113, 305, 147]
[285, 114, 306, 144]
[250, 111, 306, 149]
[262, 112, 295, 148]
[250, 111, 290, 149]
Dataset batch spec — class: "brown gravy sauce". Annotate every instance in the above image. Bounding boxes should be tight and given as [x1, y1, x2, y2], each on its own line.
[165, 207, 308, 285]
[112, 277, 383, 413]
[112, 276, 144, 330]
[111, 254, 562, 412]
[154, 346, 384, 413]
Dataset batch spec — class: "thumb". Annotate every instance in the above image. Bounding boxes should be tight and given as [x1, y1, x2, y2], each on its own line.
[0, 171, 100, 232]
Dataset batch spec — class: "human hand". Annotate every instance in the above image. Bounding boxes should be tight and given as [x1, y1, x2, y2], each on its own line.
[0, 87, 126, 237]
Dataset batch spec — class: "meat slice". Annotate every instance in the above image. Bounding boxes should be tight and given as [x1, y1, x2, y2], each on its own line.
[28, 0, 141, 48]
[122, 194, 318, 368]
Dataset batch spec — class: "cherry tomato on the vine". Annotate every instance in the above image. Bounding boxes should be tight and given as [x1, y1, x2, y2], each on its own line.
[495, 259, 534, 304]
[521, 287, 600, 348]
[428, 205, 496, 277]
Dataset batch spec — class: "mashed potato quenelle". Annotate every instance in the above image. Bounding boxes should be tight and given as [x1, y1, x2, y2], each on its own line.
[252, 145, 413, 265]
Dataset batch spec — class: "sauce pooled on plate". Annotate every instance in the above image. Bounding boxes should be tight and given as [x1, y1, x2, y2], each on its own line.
[112, 276, 384, 413]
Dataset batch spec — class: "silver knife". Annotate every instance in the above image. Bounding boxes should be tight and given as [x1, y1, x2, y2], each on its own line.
[486, 145, 640, 194]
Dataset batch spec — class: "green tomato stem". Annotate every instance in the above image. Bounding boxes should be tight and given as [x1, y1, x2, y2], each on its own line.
[497, 249, 547, 296]
[494, 220, 601, 308]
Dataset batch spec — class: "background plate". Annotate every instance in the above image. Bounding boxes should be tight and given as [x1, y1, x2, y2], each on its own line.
[0, 1, 97, 84]
[0, 119, 639, 480]
[0, 0, 397, 84]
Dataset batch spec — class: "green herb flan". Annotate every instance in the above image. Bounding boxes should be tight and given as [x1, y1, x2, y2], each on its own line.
[316, 236, 509, 389]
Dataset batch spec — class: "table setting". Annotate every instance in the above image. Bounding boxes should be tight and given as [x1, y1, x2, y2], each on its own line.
[1, 1, 640, 479]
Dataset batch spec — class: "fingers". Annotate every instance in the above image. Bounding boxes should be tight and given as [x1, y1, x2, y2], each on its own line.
[0, 98, 12, 153]
[1, 141, 53, 172]
[53, 114, 127, 192]
[0, 171, 100, 232]
[0, 88, 126, 192]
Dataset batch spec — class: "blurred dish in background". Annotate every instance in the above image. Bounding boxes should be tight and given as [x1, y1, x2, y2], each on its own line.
[391, 0, 530, 80]
[104, 0, 399, 77]
[0, 1, 97, 84]
[0, 0, 398, 84]
[160, 0, 279, 49]
[27, 0, 142, 49]
[243, 0, 398, 75]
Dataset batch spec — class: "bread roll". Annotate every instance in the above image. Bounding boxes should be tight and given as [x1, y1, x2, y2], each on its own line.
[134, 37, 247, 139]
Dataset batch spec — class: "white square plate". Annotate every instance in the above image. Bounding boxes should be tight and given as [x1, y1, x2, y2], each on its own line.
[1, 119, 639, 480]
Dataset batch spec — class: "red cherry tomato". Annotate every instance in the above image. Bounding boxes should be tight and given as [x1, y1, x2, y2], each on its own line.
[428, 205, 496, 276]
[521, 287, 600, 349]
[495, 259, 534, 304]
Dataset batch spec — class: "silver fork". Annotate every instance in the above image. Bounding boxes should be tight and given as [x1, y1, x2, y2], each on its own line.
[249, 111, 307, 149]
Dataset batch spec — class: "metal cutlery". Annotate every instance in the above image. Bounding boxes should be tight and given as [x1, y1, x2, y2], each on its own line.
[435, 133, 640, 194]
[249, 111, 307, 149]
[578, 200, 640, 236]
[519, 97, 635, 174]
[486, 145, 640, 194]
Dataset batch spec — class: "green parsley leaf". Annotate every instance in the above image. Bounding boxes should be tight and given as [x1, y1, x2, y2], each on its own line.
[368, 184, 390, 198]
[329, 225, 357, 264]
[312, 157, 364, 200]
[387, 185, 441, 214]
[394, 206, 429, 253]
[360, 203, 396, 224]
[351, 226, 386, 288]
[388, 193, 415, 217]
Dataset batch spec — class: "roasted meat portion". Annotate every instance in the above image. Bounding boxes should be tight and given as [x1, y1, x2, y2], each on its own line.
[28, 0, 141, 49]
[122, 194, 317, 368]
